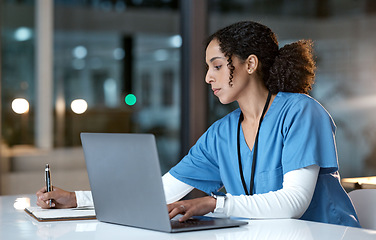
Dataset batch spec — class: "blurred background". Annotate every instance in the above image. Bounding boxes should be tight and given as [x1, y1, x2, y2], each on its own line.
[1, 0, 376, 195]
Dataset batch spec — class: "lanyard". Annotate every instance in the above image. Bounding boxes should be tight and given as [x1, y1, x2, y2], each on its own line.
[237, 91, 272, 195]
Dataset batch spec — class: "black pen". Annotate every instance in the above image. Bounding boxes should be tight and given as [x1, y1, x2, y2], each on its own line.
[45, 164, 53, 207]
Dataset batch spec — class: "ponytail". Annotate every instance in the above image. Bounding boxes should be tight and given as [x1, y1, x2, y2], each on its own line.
[267, 40, 316, 94]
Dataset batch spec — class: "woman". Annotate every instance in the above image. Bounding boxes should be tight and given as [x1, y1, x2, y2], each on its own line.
[37, 21, 360, 227]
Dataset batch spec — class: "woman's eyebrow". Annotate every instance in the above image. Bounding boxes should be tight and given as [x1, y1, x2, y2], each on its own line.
[209, 56, 225, 62]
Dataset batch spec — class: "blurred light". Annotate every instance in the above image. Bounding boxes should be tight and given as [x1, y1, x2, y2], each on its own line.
[125, 94, 137, 106]
[71, 99, 88, 114]
[14, 27, 32, 41]
[72, 46, 88, 59]
[104, 78, 116, 92]
[113, 48, 125, 60]
[72, 59, 86, 70]
[169, 35, 182, 48]
[13, 197, 30, 210]
[104, 78, 117, 107]
[154, 49, 169, 61]
[55, 97, 66, 114]
[12, 98, 29, 114]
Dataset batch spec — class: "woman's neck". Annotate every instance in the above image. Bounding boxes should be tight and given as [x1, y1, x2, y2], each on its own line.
[237, 86, 273, 123]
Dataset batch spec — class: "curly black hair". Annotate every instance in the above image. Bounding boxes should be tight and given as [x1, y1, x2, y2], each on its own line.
[206, 21, 316, 94]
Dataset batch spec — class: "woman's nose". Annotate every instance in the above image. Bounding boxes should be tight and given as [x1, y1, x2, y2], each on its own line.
[205, 71, 214, 84]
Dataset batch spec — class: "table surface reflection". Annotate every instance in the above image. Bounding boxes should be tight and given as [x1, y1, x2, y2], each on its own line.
[1, 194, 376, 240]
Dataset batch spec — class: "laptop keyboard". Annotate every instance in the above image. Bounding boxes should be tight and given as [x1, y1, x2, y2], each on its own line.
[170, 217, 216, 229]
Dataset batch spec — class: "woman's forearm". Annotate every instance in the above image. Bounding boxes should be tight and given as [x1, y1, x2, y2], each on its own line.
[224, 165, 320, 219]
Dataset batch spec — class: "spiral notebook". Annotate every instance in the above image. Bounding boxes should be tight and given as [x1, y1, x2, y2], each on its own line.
[25, 206, 96, 222]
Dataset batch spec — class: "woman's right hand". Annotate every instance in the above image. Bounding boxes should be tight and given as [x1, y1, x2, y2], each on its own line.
[36, 186, 77, 209]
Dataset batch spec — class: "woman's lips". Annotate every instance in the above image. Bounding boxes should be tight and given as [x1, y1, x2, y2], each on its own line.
[212, 88, 220, 95]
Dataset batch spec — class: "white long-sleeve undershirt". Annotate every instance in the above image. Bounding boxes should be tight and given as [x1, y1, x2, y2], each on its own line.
[225, 165, 319, 219]
[75, 164, 319, 219]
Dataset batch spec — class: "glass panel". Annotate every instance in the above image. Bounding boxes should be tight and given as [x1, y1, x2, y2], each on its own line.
[0, 0, 181, 195]
[132, 33, 181, 172]
[54, 1, 181, 173]
[208, 0, 376, 178]
[1, 1, 35, 147]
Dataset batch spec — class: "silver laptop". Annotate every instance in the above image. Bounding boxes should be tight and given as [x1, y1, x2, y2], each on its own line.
[80, 132, 247, 233]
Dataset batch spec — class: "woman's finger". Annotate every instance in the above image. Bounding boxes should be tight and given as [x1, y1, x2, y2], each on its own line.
[179, 210, 194, 222]
[36, 186, 47, 196]
[36, 195, 52, 209]
[168, 204, 185, 219]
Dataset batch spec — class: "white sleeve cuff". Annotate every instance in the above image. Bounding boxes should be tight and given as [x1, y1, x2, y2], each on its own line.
[75, 191, 94, 207]
[162, 172, 194, 204]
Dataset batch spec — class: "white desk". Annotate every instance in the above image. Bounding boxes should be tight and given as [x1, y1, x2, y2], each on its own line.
[2, 194, 376, 240]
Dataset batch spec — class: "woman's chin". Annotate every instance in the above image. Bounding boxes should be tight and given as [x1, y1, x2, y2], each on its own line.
[218, 98, 234, 105]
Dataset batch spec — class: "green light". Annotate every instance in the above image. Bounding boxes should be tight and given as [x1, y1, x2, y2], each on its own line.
[125, 94, 137, 106]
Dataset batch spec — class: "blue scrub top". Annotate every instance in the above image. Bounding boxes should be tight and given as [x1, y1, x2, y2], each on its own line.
[170, 92, 360, 227]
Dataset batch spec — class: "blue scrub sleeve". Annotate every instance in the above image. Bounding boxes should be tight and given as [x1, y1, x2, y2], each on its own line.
[169, 125, 223, 194]
[281, 97, 339, 174]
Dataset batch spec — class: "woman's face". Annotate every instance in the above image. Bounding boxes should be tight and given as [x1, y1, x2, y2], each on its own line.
[205, 39, 250, 104]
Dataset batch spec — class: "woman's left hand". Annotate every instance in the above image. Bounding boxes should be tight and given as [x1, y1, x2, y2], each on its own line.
[167, 196, 216, 222]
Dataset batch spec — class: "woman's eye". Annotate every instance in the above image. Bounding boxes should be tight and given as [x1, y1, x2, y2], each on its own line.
[214, 65, 222, 70]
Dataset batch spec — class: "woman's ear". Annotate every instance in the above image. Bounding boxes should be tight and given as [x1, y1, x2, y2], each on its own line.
[246, 54, 259, 74]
